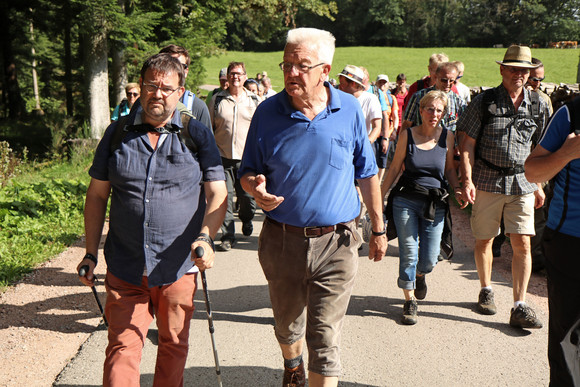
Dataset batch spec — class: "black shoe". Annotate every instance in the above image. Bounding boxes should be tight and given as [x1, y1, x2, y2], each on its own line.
[415, 275, 427, 300]
[217, 239, 236, 251]
[477, 288, 497, 315]
[509, 305, 543, 329]
[283, 361, 306, 387]
[242, 221, 253, 236]
[401, 299, 418, 325]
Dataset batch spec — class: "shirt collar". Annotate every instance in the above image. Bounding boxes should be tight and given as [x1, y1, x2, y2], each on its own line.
[278, 81, 341, 116]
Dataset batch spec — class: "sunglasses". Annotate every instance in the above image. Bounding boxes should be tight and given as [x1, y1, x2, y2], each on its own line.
[529, 77, 545, 82]
[439, 78, 456, 84]
[127, 92, 139, 97]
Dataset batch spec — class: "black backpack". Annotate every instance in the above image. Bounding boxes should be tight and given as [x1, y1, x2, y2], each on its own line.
[109, 99, 197, 155]
[475, 87, 541, 174]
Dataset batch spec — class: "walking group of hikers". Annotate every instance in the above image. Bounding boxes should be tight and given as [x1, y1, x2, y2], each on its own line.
[80, 27, 579, 387]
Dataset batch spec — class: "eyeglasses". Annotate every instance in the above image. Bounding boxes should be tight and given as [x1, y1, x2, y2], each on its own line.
[229, 72, 246, 77]
[424, 107, 445, 115]
[439, 78, 456, 84]
[529, 76, 545, 82]
[141, 82, 180, 97]
[279, 62, 325, 73]
[504, 67, 530, 74]
[181, 63, 189, 70]
[127, 92, 139, 97]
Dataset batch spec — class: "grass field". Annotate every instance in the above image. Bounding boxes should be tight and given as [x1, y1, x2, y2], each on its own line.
[201, 47, 579, 93]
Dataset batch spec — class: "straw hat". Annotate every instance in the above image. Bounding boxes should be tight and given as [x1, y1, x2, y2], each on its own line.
[495, 45, 539, 68]
[338, 65, 365, 87]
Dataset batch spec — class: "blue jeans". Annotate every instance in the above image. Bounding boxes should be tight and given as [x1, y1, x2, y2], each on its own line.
[392, 195, 445, 290]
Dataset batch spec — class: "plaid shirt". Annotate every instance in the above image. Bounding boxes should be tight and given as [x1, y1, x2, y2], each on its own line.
[457, 84, 549, 195]
[403, 86, 467, 132]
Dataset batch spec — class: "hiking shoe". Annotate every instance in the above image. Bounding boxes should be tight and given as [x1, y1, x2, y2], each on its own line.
[217, 239, 235, 252]
[283, 361, 306, 387]
[415, 275, 427, 300]
[509, 305, 543, 329]
[242, 221, 253, 236]
[477, 288, 497, 315]
[401, 299, 418, 325]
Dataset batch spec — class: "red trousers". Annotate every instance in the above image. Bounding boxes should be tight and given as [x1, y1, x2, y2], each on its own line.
[103, 271, 197, 387]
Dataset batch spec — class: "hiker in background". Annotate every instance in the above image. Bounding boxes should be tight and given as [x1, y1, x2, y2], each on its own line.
[526, 58, 553, 115]
[206, 67, 229, 107]
[525, 96, 580, 386]
[403, 53, 457, 113]
[381, 90, 464, 325]
[159, 44, 212, 130]
[458, 45, 549, 330]
[111, 83, 139, 122]
[453, 61, 471, 103]
[78, 53, 227, 386]
[372, 73, 399, 182]
[244, 78, 262, 100]
[209, 61, 259, 251]
[261, 76, 277, 99]
[240, 27, 386, 387]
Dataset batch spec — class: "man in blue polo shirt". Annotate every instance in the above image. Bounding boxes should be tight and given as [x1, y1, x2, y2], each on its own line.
[525, 97, 580, 386]
[78, 53, 227, 386]
[239, 28, 387, 387]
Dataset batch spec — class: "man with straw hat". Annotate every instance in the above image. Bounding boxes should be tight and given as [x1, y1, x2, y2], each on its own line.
[458, 45, 549, 330]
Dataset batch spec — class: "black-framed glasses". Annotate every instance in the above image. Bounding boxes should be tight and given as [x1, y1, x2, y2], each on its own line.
[529, 76, 545, 82]
[229, 71, 246, 78]
[279, 62, 325, 73]
[141, 82, 180, 97]
[127, 92, 140, 97]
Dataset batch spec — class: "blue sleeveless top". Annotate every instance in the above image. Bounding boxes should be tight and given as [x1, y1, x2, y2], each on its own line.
[403, 127, 448, 189]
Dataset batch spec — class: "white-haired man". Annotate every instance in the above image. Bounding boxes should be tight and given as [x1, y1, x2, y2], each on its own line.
[239, 27, 387, 387]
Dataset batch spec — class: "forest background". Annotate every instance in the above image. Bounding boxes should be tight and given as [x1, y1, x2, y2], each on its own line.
[0, 0, 579, 288]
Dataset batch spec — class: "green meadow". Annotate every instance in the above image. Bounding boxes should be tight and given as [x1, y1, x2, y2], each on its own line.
[202, 47, 579, 92]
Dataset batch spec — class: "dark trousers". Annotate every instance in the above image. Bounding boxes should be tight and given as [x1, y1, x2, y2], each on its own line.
[543, 227, 580, 386]
[221, 157, 256, 241]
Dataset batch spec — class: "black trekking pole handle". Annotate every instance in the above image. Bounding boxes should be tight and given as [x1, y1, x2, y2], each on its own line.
[194, 246, 223, 387]
[78, 265, 108, 327]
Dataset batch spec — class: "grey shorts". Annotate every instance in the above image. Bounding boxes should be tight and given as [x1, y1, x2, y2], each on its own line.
[258, 217, 360, 377]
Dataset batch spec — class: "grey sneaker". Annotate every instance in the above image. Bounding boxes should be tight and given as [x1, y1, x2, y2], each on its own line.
[477, 288, 497, 315]
[509, 305, 543, 329]
[402, 299, 418, 325]
[415, 275, 427, 300]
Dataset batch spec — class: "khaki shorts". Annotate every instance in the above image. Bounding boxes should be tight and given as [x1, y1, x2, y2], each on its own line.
[471, 190, 536, 240]
[258, 217, 360, 377]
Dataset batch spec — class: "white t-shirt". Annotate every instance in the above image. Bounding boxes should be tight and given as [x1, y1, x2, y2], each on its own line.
[456, 82, 471, 103]
[357, 91, 382, 135]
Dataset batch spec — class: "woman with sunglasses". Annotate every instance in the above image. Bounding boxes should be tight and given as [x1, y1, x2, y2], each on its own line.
[381, 90, 465, 325]
[111, 82, 140, 121]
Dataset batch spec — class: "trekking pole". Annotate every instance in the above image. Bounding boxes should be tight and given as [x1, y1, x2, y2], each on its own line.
[194, 246, 223, 387]
[78, 265, 108, 327]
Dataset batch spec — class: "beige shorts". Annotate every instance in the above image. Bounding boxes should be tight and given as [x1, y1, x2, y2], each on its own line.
[470, 190, 536, 240]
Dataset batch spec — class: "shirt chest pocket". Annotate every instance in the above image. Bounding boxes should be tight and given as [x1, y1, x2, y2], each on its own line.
[512, 118, 537, 145]
[329, 138, 351, 170]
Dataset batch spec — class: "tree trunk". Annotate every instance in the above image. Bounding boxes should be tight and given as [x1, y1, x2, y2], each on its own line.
[30, 18, 44, 115]
[111, 46, 128, 106]
[0, 3, 26, 118]
[83, 19, 110, 139]
[64, 1, 74, 116]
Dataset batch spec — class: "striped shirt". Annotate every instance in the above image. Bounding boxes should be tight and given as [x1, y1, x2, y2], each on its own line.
[403, 86, 467, 133]
[457, 84, 549, 195]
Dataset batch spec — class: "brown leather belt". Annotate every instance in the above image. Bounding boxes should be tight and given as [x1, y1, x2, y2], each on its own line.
[268, 218, 343, 238]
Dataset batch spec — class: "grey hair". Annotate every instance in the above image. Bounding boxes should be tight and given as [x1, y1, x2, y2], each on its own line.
[286, 28, 336, 65]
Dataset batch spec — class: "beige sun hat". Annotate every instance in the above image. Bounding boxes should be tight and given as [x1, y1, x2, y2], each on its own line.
[338, 65, 365, 87]
[495, 45, 540, 68]
[376, 74, 389, 83]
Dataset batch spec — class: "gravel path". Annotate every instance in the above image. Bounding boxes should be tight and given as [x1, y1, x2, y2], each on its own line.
[1, 206, 549, 386]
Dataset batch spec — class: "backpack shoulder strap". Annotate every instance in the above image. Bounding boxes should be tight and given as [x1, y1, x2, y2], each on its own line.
[475, 88, 497, 159]
[177, 111, 198, 154]
[417, 78, 424, 91]
[110, 100, 142, 154]
[213, 92, 226, 118]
